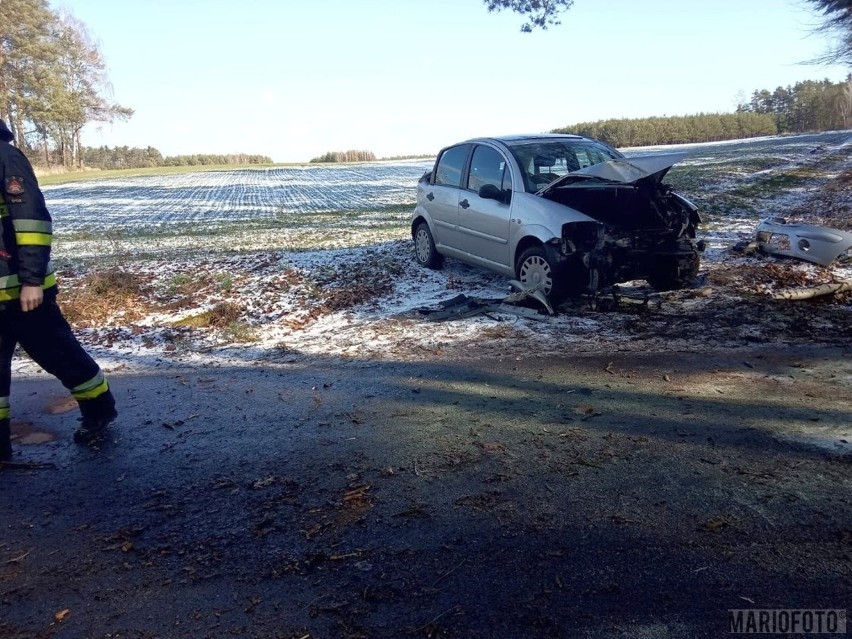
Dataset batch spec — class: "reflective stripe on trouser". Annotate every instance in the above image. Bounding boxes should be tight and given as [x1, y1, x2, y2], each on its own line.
[71, 370, 109, 401]
[0, 295, 109, 418]
[0, 396, 8, 420]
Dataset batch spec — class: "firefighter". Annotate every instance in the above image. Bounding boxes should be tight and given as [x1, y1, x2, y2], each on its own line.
[0, 118, 117, 463]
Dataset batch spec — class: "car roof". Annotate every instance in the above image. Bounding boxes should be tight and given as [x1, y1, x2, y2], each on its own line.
[463, 134, 586, 145]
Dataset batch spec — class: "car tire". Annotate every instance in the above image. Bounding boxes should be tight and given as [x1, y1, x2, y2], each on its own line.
[647, 251, 700, 291]
[516, 246, 568, 305]
[414, 222, 443, 269]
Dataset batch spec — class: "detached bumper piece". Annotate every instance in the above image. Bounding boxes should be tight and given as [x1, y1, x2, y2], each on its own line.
[756, 217, 852, 267]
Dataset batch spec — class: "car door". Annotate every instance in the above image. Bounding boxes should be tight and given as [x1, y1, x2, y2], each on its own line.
[455, 144, 513, 269]
[422, 144, 471, 250]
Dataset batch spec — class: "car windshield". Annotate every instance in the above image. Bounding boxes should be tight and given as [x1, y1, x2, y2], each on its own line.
[506, 140, 623, 193]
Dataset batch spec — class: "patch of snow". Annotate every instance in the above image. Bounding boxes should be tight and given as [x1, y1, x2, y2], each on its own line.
[12, 131, 849, 376]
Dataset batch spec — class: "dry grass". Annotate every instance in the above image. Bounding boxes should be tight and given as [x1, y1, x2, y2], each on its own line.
[59, 265, 260, 342]
[172, 302, 242, 328]
[786, 167, 852, 231]
[59, 268, 154, 327]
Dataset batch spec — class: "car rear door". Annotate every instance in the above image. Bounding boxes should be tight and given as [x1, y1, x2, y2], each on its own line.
[422, 144, 471, 250]
[455, 144, 513, 269]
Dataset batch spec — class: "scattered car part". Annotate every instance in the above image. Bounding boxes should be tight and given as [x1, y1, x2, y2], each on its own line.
[416, 281, 555, 322]
[755, 217, 852, 267]
[506, 279, 554, 315]
[416, 294, 492, 321]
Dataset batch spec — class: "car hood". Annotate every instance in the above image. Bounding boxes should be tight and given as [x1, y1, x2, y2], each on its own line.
[539, 152, 688, 193]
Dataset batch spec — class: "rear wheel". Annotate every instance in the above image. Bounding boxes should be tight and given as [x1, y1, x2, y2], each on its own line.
[413, 222, 443, 269]
[516, 246, 568, 305]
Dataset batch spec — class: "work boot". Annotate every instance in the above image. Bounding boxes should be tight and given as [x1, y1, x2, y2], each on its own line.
[0, 419, 11, 462]
[73, 407, 118, 445]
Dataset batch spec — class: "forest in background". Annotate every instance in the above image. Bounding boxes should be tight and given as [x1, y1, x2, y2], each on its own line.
[554, 77, 852, 148]
[81, 146, 272, 170]
[309, 150, 377, 164]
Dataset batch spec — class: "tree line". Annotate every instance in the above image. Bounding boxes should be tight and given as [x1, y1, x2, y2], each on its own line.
[554, 112, 778, 149]
[553, 76, 852, 148]
[738, 77, 852, 135]
[81, 146, 272, 170]
[310, 150, 377, 163]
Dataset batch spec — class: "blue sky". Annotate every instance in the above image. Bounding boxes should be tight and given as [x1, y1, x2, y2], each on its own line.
[55, 0, 850, 162]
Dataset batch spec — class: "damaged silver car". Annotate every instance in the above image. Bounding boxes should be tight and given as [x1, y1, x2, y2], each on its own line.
[411, 134, 703, 303]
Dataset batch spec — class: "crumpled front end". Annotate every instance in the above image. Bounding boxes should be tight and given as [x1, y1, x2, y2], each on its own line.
[543, 178, 703, 292]
[556, 220, 703, 292]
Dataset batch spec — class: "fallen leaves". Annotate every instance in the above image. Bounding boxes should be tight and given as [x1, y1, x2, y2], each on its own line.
[45, 396, 78, 415]
[342, 485, 372, 505]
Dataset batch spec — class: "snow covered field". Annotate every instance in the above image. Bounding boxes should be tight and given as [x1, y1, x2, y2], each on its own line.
[29, 131, 852, 371]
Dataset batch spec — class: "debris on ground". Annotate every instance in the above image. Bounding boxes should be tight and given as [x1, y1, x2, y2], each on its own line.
[755, 217, 852, 266]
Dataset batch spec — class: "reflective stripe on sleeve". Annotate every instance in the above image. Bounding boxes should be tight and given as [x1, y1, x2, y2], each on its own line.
[0, 396, 9, 420]
[13, 219, 53, 234]
[15, 232, 52, 246]
[0, 270, 57, 301]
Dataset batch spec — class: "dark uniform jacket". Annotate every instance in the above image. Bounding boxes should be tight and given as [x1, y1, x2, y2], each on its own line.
[0, 141, 56, 304]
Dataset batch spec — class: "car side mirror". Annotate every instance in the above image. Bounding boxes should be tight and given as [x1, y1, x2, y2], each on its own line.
[479, 183, 508, 202]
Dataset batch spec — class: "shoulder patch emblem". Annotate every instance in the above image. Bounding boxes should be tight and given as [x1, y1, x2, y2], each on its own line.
[5, 176, 25, 196]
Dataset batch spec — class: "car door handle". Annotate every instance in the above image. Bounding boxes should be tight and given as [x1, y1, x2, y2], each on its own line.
[426, 192, 434, 201]
[460, 199, 470, 209]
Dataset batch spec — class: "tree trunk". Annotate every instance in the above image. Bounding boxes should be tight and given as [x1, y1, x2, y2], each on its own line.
[772, 281, 852, 300]
[75, 128, 83, 169]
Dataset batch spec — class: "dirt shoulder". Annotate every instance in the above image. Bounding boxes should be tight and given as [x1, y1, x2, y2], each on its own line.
[1, 344, 850, 639]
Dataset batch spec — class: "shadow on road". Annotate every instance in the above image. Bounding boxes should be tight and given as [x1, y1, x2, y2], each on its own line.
[1, 346, 850, 638]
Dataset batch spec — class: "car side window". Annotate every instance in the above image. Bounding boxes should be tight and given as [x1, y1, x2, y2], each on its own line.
[575, 148, 592, 168]
[575, 143, 619, 168]
[434, 144, 471, 187]
[467, 145, 508, 193]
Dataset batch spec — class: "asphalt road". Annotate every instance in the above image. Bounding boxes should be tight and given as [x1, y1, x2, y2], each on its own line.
[1, 346, 850, 638]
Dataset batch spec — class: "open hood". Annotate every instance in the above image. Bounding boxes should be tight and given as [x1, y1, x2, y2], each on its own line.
[539, 152, 688, 194]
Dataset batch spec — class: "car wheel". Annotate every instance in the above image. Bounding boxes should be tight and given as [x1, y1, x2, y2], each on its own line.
[516, 246, 567, 304]
[647, 251, 700, 291]
[414, 222, 443, 269]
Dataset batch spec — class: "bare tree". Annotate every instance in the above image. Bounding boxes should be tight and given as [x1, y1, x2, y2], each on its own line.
[806, 0, 852, 65]
[48, 13, 132, 168]
[837, 75, 852, 126]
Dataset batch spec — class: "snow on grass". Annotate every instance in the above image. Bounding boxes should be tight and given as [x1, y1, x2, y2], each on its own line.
[43, 161, 433, 232]
[12, 131, 850, 376]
